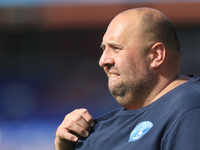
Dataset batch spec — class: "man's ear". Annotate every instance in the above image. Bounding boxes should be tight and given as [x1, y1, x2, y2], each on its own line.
[150, 42, 166, 68]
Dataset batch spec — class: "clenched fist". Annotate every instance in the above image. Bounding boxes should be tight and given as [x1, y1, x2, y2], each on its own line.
[55, 108, 94, 150]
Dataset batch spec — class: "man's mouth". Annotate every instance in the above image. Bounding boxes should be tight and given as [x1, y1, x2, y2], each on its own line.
[110, 73, 120, 78]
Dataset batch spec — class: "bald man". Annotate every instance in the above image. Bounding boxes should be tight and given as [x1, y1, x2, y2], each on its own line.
[55, 7, 200, 150]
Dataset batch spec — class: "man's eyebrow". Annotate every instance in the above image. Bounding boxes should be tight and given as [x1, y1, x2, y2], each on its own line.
[100, 43, 105, 49]
[108, 42, 123, 49]
[100, 41, 123, 50]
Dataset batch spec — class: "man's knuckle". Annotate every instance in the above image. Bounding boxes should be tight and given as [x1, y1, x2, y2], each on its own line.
[80, 108, 88, 114]
[74, 115, 83, 122]
[64, 114, 70, 120]
[64, 120, 74, 129]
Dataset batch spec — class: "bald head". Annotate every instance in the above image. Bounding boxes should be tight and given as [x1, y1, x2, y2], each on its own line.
[114, 7, 180, 52]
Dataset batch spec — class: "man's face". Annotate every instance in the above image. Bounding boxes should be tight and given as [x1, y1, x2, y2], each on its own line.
[99, 15, 153, 109]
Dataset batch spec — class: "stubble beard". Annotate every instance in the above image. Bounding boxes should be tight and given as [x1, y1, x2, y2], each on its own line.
[109, 73, 154, 109]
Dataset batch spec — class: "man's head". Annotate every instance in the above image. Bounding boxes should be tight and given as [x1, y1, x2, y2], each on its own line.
[99, 7, 181, 109]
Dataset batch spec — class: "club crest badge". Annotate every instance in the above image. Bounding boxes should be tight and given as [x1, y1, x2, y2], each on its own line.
[129, 121, 153, 142]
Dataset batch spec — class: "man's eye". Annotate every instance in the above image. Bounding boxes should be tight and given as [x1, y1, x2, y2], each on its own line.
[111, 46, 118, 49]
[112, 46, 121, 50]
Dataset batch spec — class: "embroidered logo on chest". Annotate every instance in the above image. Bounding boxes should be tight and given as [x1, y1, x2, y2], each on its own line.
[128, 121, 153, 142]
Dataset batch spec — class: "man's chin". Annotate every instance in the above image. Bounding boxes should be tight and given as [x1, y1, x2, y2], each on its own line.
[109, 85, 126, 98]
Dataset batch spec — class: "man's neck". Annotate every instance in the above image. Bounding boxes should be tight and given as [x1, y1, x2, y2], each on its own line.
[149, 75, 190, 106]
[123, 75, 190, 110]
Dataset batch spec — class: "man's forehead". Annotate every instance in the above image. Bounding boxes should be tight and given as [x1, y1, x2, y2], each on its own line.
[102, 22, 139, 45]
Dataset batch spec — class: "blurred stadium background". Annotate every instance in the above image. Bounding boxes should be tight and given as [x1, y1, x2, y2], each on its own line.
[0, 0, 200, 149]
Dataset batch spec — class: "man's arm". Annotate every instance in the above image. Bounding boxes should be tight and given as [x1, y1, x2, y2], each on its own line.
[55, 108, 94, 150]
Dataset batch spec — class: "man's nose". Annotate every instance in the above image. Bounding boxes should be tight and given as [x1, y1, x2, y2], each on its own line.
[99, 49, 114, 68]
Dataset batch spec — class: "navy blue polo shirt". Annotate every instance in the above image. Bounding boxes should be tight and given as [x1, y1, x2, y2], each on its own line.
[76, 75, 200, 150]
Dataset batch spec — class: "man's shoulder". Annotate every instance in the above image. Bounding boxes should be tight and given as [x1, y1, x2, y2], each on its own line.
[184, 74, 200, 94]
[167, 74, 200, 105]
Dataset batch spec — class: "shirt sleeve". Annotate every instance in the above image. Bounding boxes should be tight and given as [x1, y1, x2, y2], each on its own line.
[163, 108, 200, 150]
